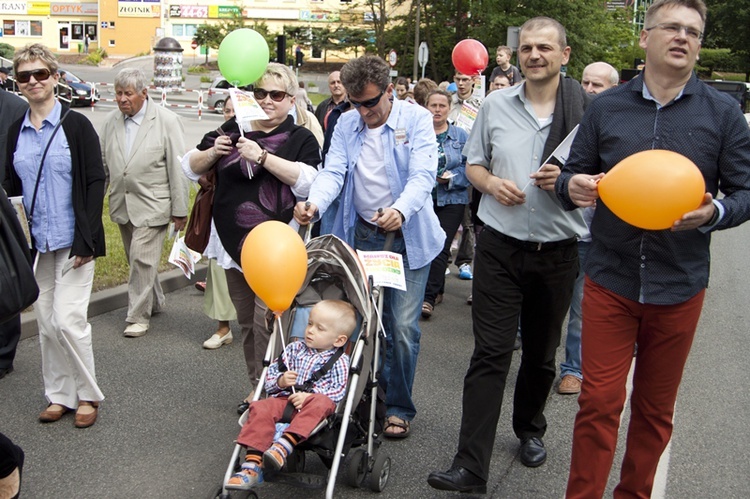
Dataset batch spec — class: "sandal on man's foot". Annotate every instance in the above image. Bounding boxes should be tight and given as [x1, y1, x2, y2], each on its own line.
[383, 415, 411, 439]
[226, 462, 263, 490]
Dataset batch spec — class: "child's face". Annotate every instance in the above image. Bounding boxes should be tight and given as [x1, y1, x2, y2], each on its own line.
[305, 305, 348, 351]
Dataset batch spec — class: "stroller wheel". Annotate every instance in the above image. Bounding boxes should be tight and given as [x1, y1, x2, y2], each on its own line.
[345, 448, 368, 488]
[369, 451, 391, 492]
[286, 449, 306, 473]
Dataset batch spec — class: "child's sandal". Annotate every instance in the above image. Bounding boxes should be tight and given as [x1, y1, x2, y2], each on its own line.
[226, 462, 263, 490]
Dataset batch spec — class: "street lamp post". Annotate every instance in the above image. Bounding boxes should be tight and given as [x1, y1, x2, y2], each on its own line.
[412, 0, 421, 82]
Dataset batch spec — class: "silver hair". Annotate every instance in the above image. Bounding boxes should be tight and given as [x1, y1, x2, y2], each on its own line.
[114, 68, 149, 93]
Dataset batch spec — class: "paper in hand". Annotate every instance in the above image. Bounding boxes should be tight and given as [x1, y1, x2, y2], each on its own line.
[521, 124, 580, 193]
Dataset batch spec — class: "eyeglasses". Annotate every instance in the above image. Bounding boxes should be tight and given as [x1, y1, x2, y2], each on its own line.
[15, 68, 52, 84]
[646, 23, 703, 42]
[349, 91, 384, 109]
[253, 88, 290, 102]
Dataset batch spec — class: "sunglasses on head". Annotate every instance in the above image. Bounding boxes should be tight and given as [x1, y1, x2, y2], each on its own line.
[15, 68, 52, 84]
[253, 88, 289, 102]
[349, 91, 384, 109]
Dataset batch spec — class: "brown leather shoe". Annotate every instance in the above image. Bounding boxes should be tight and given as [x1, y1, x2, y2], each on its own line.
[74, 401, 99, 428]
[39, 403, 71, 423]
[558, 375, 582, 394]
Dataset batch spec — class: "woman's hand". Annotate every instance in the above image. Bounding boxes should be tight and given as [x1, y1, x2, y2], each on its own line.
[237, 137, 263, 163]
[213, 134, 233, 158]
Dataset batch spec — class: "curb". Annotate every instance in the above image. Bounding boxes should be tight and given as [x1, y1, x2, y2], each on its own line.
[20, 265, 207, 341]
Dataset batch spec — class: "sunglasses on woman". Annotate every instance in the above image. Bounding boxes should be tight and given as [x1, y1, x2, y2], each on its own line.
[15, 68, 52, 84]
[253, 88, 290, 102]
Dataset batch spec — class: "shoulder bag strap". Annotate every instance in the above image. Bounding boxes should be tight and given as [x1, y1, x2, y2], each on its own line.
[28, 107, 71, 231]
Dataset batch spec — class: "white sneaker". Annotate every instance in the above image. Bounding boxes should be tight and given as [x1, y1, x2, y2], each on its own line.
[203, 331, 233, 349]
[123, 323, 149, 337]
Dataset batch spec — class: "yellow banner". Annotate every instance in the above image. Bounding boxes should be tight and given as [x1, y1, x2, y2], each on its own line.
[28, 2, 50, 15]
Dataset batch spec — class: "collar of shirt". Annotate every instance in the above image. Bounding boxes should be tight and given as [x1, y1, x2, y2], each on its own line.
[124, 98, 148, 125]
[641, 79, 686, 109]
[21, 99, 62, 131]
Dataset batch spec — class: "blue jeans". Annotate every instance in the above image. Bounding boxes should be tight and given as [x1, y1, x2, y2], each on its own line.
[560, 241, 590, 380]
[354, 220, 428, 422]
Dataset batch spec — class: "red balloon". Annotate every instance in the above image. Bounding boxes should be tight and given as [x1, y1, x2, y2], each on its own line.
[452, 39, 489, 76]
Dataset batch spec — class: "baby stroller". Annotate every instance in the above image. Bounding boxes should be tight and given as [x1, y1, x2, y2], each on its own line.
[213, 234, 391, 499]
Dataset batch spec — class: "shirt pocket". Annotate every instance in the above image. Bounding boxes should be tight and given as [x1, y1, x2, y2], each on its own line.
[47, 148, 72, 174]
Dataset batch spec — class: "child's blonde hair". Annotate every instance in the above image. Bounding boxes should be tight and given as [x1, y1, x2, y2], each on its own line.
[317, 300, 357, 339]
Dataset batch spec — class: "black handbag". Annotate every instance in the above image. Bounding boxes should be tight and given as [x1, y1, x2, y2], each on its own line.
[0, 189, 39, 323]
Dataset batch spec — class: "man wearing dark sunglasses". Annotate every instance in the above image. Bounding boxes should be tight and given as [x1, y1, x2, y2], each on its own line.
[294, 55, 444, 440]
[99, 67, 188, 339]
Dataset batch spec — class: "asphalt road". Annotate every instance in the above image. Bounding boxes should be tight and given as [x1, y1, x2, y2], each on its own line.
[2, 59, 749, 498]
[2, 222, 750, 498]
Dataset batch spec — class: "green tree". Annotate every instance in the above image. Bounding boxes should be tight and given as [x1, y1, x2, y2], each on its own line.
[194, 24, 223, 63]
[704, 0, 750, 80]
[383, 0, 636, 83]
[0, 43, 14, 60]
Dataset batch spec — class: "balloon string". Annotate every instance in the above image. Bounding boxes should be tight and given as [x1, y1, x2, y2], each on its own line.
[275, 314, 296, 395]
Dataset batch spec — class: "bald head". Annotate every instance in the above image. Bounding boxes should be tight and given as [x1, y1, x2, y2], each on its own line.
[328, 70, 345, 102]
[581, 62, 619, 95]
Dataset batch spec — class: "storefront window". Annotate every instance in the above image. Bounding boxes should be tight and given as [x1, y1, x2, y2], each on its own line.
[172, 24, 198, 38]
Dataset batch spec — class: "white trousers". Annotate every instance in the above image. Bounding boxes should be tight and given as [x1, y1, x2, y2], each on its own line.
[35, 249, 104, 407]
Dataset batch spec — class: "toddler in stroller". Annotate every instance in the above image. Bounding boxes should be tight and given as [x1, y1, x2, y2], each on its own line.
[227, 299, 357, 490]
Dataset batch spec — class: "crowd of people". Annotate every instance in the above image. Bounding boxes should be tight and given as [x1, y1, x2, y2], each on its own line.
[3, 0, 750, 496]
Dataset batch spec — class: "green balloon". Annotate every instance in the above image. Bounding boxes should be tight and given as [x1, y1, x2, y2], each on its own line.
[218, 29, 270, 87]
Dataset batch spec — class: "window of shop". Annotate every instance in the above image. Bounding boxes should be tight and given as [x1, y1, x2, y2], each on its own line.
[172, 24, 198, 38]
[2, 20, 43, 37]
[71, 23, 97, 42]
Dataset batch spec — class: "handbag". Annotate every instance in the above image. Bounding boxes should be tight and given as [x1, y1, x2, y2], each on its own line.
[184, 167, 215, 253]
[0, 189, 39, 323]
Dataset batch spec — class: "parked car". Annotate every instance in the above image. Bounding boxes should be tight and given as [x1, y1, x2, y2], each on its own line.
[57, 69, 99, 107]
[702, 79, 749, 113]
[205, 77, 252, 113]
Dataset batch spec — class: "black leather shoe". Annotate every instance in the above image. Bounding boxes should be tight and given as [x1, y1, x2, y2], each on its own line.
[0, 366, 13, 380]
[427, 465, 486, 494]
[519, 437, 547, 467]
[237, 400, 250, 415]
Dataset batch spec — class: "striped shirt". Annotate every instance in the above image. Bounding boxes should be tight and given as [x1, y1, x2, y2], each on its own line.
[265, 341, 350, 403]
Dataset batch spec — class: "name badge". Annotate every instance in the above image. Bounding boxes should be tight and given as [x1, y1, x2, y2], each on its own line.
[395, 128, 408, 146]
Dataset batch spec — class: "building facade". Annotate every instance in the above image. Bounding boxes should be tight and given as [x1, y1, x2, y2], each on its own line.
[0, 0, 374, 57]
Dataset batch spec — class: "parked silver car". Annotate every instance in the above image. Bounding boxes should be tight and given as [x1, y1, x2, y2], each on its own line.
[204, 77, 253, 113]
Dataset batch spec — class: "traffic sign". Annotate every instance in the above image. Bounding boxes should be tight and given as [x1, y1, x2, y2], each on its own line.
[418, 42, 429, 78]
[191, 40, 198, 50]
[388, 49, 398, 67]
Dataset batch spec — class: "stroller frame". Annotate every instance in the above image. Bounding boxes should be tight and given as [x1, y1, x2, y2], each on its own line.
[216, 233, 393, 498]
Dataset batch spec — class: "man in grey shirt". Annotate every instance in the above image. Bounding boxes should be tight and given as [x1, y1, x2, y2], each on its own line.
[428, 16, 589, 493]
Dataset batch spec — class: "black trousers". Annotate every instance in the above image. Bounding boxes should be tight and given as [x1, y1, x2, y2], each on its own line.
[0, 315, 21, 370]
[452, 228, 578, 480]
[423, 202, 465, 305]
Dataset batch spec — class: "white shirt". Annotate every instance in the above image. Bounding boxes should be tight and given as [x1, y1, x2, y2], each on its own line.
[124, 99, 147, 157]
[352, 124, 392, 220]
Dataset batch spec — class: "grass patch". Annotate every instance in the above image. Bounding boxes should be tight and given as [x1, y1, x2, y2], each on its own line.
[93, 186, 198, 291]
[308, 93, 327, 106]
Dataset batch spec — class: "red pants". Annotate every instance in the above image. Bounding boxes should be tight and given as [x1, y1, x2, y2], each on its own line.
[566, 277, 705, 499]
[237, 394, 335, 451]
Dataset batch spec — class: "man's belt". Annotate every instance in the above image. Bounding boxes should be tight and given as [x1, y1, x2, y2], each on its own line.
[485, 225, 576, 252]
[357, 215, 403, 238]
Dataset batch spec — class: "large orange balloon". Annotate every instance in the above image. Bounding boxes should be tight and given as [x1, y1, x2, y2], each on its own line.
[241, 221, 308, 314]
[598, 150, 705, 230]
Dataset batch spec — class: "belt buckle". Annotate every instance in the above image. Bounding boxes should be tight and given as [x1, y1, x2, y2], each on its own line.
[535, 242, 542, 251]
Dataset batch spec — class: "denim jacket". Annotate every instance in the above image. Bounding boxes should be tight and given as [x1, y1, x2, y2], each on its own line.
[436, 124, 470, 207]
[308, 98, 445, 270]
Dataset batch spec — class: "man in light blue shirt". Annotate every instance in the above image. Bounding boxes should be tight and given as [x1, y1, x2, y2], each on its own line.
[294, 55, 444, 439]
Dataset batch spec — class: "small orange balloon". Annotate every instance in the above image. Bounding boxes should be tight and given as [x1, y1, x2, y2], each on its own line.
[598, 150, 705, 230]
[241, 221, 308, 314]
